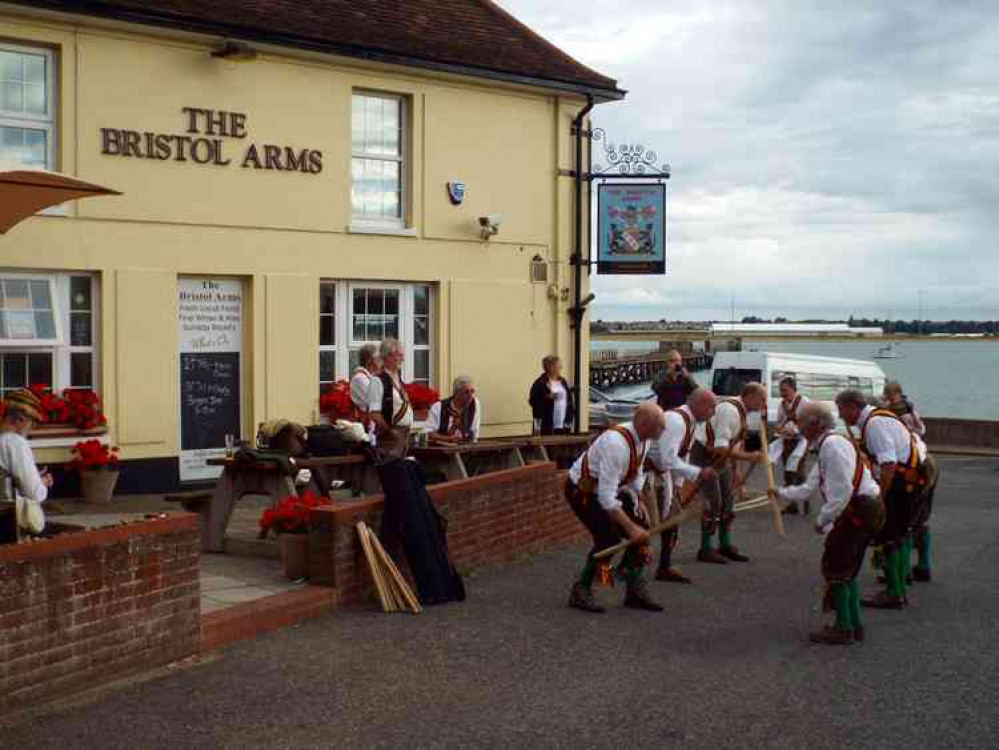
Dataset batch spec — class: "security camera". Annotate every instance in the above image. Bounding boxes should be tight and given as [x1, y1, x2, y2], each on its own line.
[478, 214, 502, 239]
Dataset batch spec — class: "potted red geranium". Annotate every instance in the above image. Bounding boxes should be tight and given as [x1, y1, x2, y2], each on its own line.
[319, 380, 354, 422]
[71, 439, 120, 505]
[404, 383, 440, 422]
[259, 491, 331, 579]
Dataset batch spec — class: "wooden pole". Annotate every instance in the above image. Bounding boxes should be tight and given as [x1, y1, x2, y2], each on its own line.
[593, 499, 702, 561]
[759, 420, 786, 536]
[357, 522, 394, 612]
[368, 528, 422, 615]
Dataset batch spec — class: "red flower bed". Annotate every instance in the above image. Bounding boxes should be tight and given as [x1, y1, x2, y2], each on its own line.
[24, 384, 108, 430]
[404, 383, 439, 411]
[259, 491, 331, 536]
[319, 380, 353, 421]
[71, 439, 120, 471]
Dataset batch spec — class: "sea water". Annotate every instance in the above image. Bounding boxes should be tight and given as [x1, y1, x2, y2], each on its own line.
[594, 339, 999, 420]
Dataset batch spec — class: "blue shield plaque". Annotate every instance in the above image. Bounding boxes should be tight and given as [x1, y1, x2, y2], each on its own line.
[447, 181, 466, 205]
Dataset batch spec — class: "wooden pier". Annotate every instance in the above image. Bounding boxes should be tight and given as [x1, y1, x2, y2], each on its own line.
[590, 350, 712, 390]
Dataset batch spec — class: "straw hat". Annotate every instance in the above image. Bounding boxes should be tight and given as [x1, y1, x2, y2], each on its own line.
[4, 388, 45, 423]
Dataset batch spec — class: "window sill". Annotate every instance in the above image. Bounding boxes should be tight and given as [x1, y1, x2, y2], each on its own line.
[30, 425, 109, 449]
[348, 223, 418, 238]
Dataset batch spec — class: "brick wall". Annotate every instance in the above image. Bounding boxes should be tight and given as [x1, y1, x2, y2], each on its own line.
[309, 462, 584, 604]
[0, 515, 201, 712]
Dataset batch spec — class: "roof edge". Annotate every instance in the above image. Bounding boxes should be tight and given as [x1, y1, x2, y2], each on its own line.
[3, 0, 627, 101]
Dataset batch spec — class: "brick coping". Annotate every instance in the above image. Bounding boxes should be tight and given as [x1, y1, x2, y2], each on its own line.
[201, 585, 336, 651]
[0, 513, 198, 565]
[311, 461, 561, 525]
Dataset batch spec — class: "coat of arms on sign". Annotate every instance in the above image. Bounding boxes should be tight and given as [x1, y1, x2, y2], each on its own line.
[607, 203, 657, 255]
[447, 181, 466, 205]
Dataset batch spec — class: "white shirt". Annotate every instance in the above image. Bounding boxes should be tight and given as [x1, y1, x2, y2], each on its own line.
[424, 396, 482, 441]
[349, 368, 375, 414]
[0, 431, 48, 503]
[780, 432, 880, 531]
[777, 394, 810, 437]
[857, 406, 926, 467]
[365, 371, 414, 428]
[702, 398, 745, 449]
[568, 423, 648, 512]
[646, 406, 702, 483]
[550, 380, 568, 430]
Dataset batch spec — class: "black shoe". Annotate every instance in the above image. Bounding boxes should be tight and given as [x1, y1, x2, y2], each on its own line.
[809, 625, 855, 646]
[624, 580, 664, 612]
[697, 549, 728, 564]
[913, 567, 932, 583]
[655, 567, 693, 584]
[720, 545, 750, 563]
[568, 582, 605, 613]
[861, 591, 907, 610]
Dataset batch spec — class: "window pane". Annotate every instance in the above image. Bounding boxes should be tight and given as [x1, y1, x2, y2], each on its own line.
[413, 285, 429, 316]
[70, 352, 91, 387]
[353, 288, 366, 316]
[29, 280, 52, 310]
[368, 289, 384, 316]
[414, 315, 428, 346]
[0, 51, 21, 82]
[29, 352, 53, 387]
[3, 279, 30, 309]
[3, 353, 26, 388]
[382, 101, 400, 156]
[25, 84, 45, 116]
[0, 82, 21, 112]
[320, 315, 334, 346]
[319, 283, 335, 315]
[348, 348, 361, 372]
[351, 95, 365, 152]
[71, 312, 92, 346]
[384, 316, 398, 340]
[385, 290, 398, 316]
[34, 311, 55, 339]
[6, 311, 35, 338]
[23, 128, 46, 166]
[413, 349, 430, 381]
[319, 350, 336, 382]
[24, 54, 45, 86]
[352, 315, 365, 342]
[71, 276, 91, 311]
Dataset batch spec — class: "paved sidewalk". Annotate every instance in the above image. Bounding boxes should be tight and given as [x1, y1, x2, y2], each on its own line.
[8, 456, 998, 749]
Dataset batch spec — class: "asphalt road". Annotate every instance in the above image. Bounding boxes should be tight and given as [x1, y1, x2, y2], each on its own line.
[4, 456, 998, 750]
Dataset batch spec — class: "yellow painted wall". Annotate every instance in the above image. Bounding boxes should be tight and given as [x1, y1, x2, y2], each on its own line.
[0, 11, 594, 467]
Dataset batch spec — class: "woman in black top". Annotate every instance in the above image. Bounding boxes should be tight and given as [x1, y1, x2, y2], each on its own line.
[528, 355, 575, 435]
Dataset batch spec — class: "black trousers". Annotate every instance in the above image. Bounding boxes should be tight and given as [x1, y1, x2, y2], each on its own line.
[565, 481, 647, 574]
[874, 474, 916, 550]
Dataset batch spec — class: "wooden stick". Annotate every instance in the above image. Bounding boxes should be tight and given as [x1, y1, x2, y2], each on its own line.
[759, 420, 786, 537]
[357, 522, 394, 612]
[367, 526, 406, 613]
[734, 495, 771, 512]
[593, 499, 702, 561]
[368, 530, 422, 615]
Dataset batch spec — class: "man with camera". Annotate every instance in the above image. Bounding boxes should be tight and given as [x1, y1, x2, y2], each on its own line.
[652, 350, 698, 410]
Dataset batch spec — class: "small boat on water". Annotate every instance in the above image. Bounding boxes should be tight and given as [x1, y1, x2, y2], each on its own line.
[873, 342, 902, 359]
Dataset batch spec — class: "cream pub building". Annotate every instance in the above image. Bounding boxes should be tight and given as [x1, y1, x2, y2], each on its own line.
[0, 0, 623, 491]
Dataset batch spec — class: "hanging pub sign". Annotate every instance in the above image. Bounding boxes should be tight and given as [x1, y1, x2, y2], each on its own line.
[596, 183, 666, 275]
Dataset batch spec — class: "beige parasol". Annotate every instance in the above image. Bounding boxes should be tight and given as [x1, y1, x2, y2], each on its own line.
[0, 170, 121, 234]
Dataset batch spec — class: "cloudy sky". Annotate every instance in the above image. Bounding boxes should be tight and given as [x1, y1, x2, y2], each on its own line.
[499, 0, 999, 321]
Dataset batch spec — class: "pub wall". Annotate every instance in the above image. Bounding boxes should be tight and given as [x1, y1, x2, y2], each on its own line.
[0, 11, 593, 469]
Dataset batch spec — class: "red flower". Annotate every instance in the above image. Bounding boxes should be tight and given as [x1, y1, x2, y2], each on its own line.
[70, 439, 119, 472]
[320, 380, 354, 421]
[258, 491, 331, 536]
[26, 385, 108, 430]
[404, 383, 440, 411]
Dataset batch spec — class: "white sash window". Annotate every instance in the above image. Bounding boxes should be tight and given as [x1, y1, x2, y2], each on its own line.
[0, 43, 56, 171]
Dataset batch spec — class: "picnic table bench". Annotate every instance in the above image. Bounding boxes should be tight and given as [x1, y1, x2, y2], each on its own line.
[194, 454, 367, 552]
[411, 440, 527, 482]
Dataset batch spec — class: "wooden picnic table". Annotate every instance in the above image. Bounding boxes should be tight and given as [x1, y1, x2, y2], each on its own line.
[198, 453, 367, 552]
[411, 440, 527, 482]
[516, 434, 591, 464]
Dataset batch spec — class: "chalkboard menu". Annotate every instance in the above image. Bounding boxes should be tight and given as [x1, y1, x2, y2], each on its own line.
[177, 278, 243, 482]
[180, 352, 240, 451]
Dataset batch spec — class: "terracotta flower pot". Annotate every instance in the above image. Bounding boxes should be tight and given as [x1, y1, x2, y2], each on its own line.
[81, 469, 119, 505]
[278, 533, 310, 580]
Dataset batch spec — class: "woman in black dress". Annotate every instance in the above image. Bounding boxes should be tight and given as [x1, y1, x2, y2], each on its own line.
[528, 355, 575, 435]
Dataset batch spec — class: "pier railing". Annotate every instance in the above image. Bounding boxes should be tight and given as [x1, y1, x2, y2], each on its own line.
[590, 351, 712, 389]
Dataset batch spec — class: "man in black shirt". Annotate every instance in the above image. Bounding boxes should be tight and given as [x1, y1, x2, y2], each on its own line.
[652, 350, 698, 410]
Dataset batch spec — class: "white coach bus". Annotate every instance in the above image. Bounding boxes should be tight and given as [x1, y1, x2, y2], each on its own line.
[710, 351, 887, 424]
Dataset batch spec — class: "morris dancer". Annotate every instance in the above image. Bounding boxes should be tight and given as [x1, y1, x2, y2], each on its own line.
[835, 390, 927, 609]
[767, 377, 811, 514]
[566, 403, 666, 613]
[645, 388, 717, 583]
[425, 375, 481, 444]
[693, 382, 767, 564]
[367, 338, 414, 458]
[349, 343, 380, 424]
[770, 402, 884, 645]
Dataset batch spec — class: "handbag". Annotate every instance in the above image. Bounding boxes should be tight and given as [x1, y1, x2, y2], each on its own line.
[16, 496, 45, 535]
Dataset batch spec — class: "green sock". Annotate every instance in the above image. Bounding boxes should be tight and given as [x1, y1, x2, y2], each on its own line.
[917, 530, 931, 570]
[903, 538, 913, 581]
[701, 529, 713, 553]
[849, 579, 862, 631]
[833, 584, 852, 631]
[719, 526, 732, 549]
[894, 547, 907, 599]
[579, 557, 597, 587]
[885, 549, 902, 598]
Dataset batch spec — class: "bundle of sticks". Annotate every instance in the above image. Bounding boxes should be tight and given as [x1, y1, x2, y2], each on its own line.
[356, 522, 422, 614]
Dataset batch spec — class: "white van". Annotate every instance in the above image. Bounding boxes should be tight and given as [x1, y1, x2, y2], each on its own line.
[710, 351, 887, 424]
